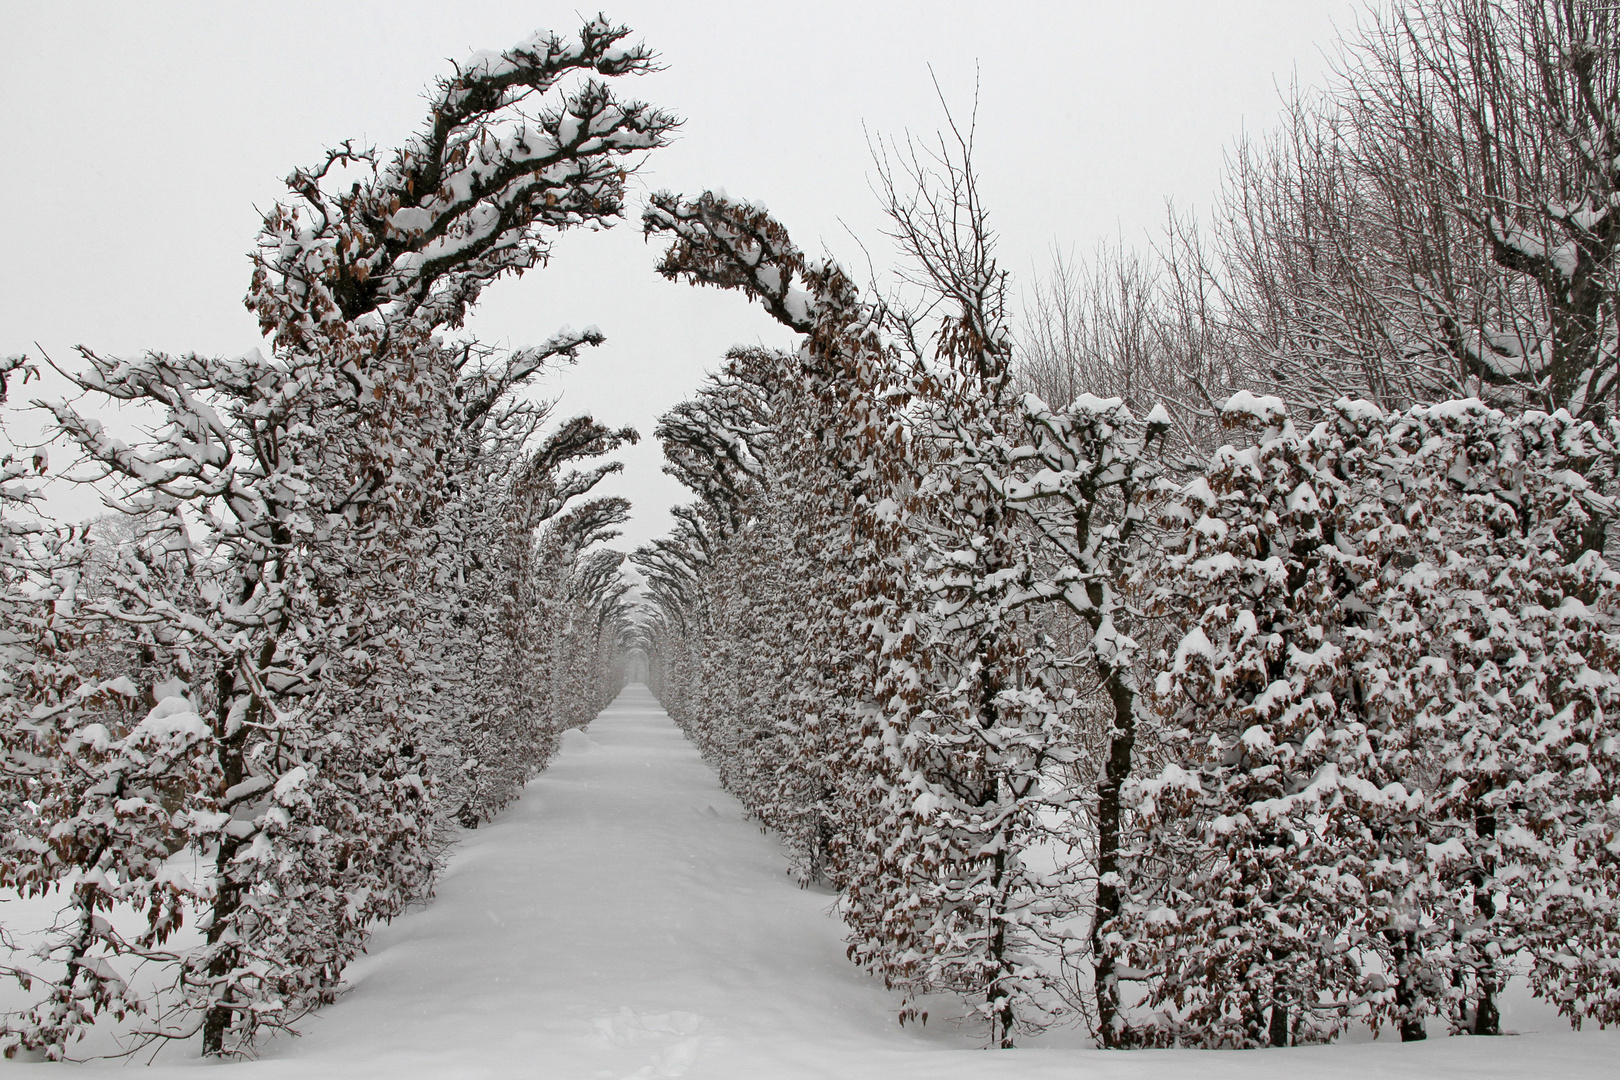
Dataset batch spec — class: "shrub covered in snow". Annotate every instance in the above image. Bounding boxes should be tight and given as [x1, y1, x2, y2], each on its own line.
[0, 19, 666, 1059]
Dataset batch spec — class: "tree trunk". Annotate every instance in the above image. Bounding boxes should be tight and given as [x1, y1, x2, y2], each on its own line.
[1471, 808, 1500, 1035]
[987, 845, 1016, 1048]
[1269, 1002, 1290, 1047]
[1473, 981, 1500, 1037]
[201, 648, 265, 1056]
[1385, 929, 1427, 1042]
[1091, 663, 1136, 1047]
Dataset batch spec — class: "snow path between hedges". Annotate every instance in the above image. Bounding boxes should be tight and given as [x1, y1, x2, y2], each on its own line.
[9, 685, 1617, 1078]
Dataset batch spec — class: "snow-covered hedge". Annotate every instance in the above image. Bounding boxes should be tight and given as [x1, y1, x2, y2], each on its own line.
[0, 19, 666, 1059]
[1113, 396, 1619, 1045]
[636, 193, 1620, 1049]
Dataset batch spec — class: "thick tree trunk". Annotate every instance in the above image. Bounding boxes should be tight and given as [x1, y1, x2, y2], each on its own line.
[201, 642, 270, 1056]
[1268, 1002, 1290, 1047]
[1385, 929, 1427, 1042]
[1473, 981, 1500, 1037]
[1471, 807, 1500, 1036]
[201, 812, 246, 1054]
[1091, 663, 1136, 1047]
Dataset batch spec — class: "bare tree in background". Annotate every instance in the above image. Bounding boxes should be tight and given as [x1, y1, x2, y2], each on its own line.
[1019, 234, 1233, 453]
[1023, 1, 1620, 427]
[1207, 0, 1620, 417]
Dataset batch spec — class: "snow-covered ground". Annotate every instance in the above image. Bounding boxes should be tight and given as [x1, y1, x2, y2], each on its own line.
[5, 685, 1616, 1077]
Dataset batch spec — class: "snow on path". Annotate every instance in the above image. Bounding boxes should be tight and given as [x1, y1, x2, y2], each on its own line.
[9, 685, 1617, 1078]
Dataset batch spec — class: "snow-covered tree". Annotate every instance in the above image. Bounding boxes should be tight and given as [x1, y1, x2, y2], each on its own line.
[643, 146, 1133, 1042]
[0, 357, 196, 1060]
[427, 402, 636, 829]
[858, 126, 1097, 1044]
[1349, 400, 1620, 1032]
[642, 192, 958, 1029]
[1110, 392, 1620, 1046]
[8, 19, 670, 1057]
[996, 390, 1171, 1044]
[1109, 395, 1413, 1047]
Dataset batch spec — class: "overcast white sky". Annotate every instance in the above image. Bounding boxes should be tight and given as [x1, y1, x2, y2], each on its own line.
[0, 0, 1354, 551]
